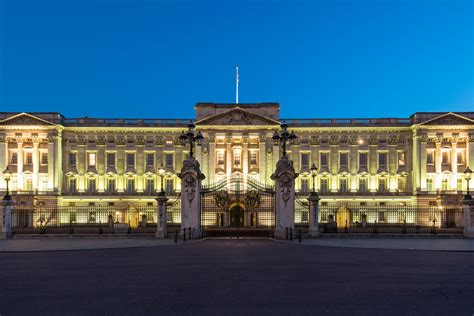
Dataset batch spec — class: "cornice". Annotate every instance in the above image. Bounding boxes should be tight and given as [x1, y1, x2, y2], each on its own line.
[411, 124, 474, 131]
[293, 126, 412, 133]
[63, 127, 184, 133]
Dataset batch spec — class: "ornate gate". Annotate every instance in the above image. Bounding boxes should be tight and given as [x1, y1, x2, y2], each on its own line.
[201, 175, 275, 231]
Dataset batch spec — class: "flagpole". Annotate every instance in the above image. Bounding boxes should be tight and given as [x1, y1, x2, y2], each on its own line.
[236, 65, 239, 104]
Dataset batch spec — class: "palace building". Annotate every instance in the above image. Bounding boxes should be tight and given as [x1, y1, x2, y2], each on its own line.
[0, 103, 473, 228]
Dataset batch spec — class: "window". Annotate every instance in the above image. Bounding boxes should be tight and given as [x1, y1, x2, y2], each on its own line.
[249, 151, 258, 166]
[359, 178, 367, 193]
[398, 177, 406, 192]
[146, 178, 155, 193]
[339, 152, 348, 167]
[69, 153, 77, 166]
[88, 153, 96, 167]
[88, 178, 96, 192]
[320, 178, 328, 193]
[426, 151, 434, 165]
[69, 178, 77, 192]
[10, 152, 17, 165]
[378, 152, 387, 167]
[41, 152, 48, 164]
[320, 153, 328, 167]
[339, 178, 348, 193]
[442, 151, 450, 164]
[107, 153, 115, 166]
[26, 178, 33, 191]
[126, 153, 135, 167]
[233, 151, 241, 167]
[301, 153, 309, 169]
[127, 178, 135, 193]
[378, 177, 387, 192]
[359, 152, 367, 167]
[107, 178, 116, 192]
[165, 178, 174, 194]
[457, 178, 463, 191]
[165, 153, 173, 168]
[216, 150, 225, 166]
[25, 152, 33, 165]
[146, 153, 154, 167]
[301, 178, 309, 193]
[398, 152, 406, 166]
[426, 178, 433, 192]
[441, 178, 448, 191]
[457, 151, 465, 164]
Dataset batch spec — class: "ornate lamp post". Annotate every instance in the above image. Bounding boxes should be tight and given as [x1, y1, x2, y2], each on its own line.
[3, 166, 11, 201]
[158, 163, 166, 195]
[310, 163, 318, 194]
[272, 121, 297, 158]
[465, 166, 472, 200]
[179, 121, 203, 158]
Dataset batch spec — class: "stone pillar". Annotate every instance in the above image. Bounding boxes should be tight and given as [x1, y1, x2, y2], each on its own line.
[179, 157, 205, 238]
[32, 141, 39, 190]
[271, 156, 298, 239]
[308, 192, 320, 238]
[1, 196, 13, 239]
[462, 196, 474, 238]
[17, 141, 23, 190]
[156, 193, 169, 238]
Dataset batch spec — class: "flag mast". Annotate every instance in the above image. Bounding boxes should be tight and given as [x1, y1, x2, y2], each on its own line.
[236, 65, 239, 104]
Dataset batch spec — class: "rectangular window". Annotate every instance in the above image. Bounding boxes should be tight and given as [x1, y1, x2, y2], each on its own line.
[146, 178, 155, 193]
[217, 151, 225, 166]
[165, 153, 174, 168]
[301, 153, 309, 169]
[320, 178, 328, 193]
[69, 152, 77, 166]
[126, 153, 135, 167]
[359, 152, 367, 167]
[301, 178, 309, 193]
[127, 178, 135, 193]
[378, 178, 387, 192]
[441, 179, 448, 191]
[69, 178, 77, 193]
[88, 153, 96, 167]
[457, 178, 463, 191]
[339, 178, 348, 193]
[41, 152, 48, 165]
[398, 177, 406, 192]
[233, 151, 241, 167]
[107, 178, 116, 192]
[107, 153, 115, 167]
[457, 151, 465, 164]
[249, 151, 258, 166]
[10, 152, 18, 165]
[359, 178, 367, 193]
[378, 152, 387, 167]
[426, 151, 434, 165]
[165, 178, 174, 194]
[88, 178, 96, 193]
[442, 151, 450, 164]
[320, 153, 328, 167]
[146, 153, 154, 167]
[25, 152, 33, 165]
[426, 178, 433, 192]
[398, 151, 406, 166]
[339, 152, 348, 167]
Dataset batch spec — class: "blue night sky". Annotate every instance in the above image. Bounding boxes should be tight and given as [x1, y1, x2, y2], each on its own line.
[0, 0, 473, 119]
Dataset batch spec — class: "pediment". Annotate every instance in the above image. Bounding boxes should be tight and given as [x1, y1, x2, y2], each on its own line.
[195, 107, 280, 126]
[0, 113, 55, 126]
[420, 113, 474, 126]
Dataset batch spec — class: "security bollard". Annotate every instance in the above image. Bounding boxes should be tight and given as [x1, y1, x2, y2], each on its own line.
[188, 227, 192, 240]
[183, 228, 186, 241]
[285, 227, 288, 240]
[298, 229, 302, 243]
[289, 228, 293, 241]
[174, 229, 178, 243]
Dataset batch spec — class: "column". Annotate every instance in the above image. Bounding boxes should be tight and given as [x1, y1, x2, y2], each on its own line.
[242, 140, 249, 178]
[258, 134, 266, 183]
[389, 143, 397, 192]
[419, 137, 427, 191]
[116, 143, 125, 192]
[32, 141, 39, 191]
[0, 135, 7, 190]
[349, 143, 357, 192]
[17, 141, 23, 191]
[97, 142, 106, 192]
[77, 139, 86, 192]
[136, 145, 144, 192]
[156, 193, 168, 238]
[54, 132, 62, 192]
[1, 196, 13, 239]
[435, 140, 442, 189]
[330, 144, 338, 192]
[451, 141, 457, 189]
[208, 135, 216, 185]
[469, 134, 474, 193]
[226, 138, 232, 178]
[308, 192, 320, 238]
[368, 140, 377, 192]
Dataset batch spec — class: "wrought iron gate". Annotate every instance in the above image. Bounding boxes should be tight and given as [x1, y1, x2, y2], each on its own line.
[201, 175, 275, 229]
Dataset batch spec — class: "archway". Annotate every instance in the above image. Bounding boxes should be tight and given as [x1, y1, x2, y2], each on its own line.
[336, 206, 352, 228]
[229, 204, 245, 227]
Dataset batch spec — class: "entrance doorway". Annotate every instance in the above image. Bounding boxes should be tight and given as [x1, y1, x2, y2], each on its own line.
[229, 205, 244, 227]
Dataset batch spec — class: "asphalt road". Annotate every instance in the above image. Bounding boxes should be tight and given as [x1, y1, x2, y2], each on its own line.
[0, 239, 473, 315]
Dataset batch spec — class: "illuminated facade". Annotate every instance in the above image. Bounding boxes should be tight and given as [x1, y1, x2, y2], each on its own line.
[0, 103, 473, 215]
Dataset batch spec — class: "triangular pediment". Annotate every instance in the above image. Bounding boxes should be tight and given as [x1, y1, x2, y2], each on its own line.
[420, 112, 474, 126]
[195, 107, 280, 126]
[0, 113, 55, 126]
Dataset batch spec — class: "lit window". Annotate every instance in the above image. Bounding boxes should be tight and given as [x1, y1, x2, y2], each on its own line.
[301, 178, 309, 193]
[233, 151, 241, 167]
[107, 178, 116, 192]
[457, 151, 465, 164]
[426, 151, 434, 165]
[10, 152, 18, 165]
[359, 177, 367, 193]
[146, 178, 154, 193]
[25, 152, 33, 165]
[442, 151, 450, 164]
[165, 178, 174, 194]
[69, 178, 77, 192]
[249, 151, 258, 166]
[339, 178, 348, 193]
[88, 153, 96, 167]
[398, 177, 406, 192]
[378, 177, 387, 192]
[441, 178, 448, 191]
[457, 178, 463, 191]
[398, 152, 405, 166]
[88, 178, 96, 192]
[426, 178, 433, 191]
[127, 178, 135, 193]
[216, 151, 225, 166]
[320, 178, 328, 193]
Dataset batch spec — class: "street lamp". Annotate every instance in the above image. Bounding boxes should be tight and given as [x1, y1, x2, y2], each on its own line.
[272, 121, 297, 158]
[465, 166, 472, 200]
[179, 121, 203, 158]
[158, 163, 166, 195]
[310, 163, 318, 193]
[3, 166, 11, 200]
